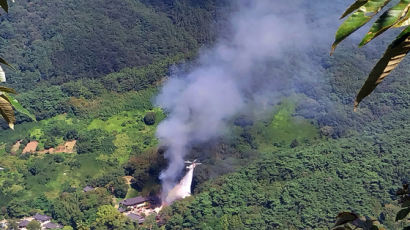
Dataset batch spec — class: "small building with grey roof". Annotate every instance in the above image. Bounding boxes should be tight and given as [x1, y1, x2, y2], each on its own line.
[33, 213, 52, 222]
[119, 196, 149, 206]
[18, 220, 30, 228]
[127, 213, 145, 224]
[83, 186, 94, 192]
[44, 222, 63, 229]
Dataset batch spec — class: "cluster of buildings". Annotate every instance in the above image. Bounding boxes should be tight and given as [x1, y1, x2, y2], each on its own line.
[0, 213, 62, 229]
[1, 160, 201, 229]
[115, 160, 202, 225]
[82, 184, 158, 225]
[118, 196, 160, 224]
[82, 184, 160, 225]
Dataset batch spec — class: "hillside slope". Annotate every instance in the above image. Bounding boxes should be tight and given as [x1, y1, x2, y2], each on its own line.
[0, 0, 408, 229]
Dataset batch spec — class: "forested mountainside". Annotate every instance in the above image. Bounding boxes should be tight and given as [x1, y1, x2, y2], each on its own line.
[0, 0, 408, 229]
[2, 0, 222, 89]
[0, 0, 225, 122]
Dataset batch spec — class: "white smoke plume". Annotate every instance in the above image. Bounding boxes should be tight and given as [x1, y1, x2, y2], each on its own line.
[155, 0, 348, 202]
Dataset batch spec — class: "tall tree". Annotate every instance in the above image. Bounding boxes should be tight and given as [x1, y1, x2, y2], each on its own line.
[26, 220, 41, 230]
[94, 205, 127, 230]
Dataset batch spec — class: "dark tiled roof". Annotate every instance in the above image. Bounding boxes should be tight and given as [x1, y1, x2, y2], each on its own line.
[33, 213, 52, 221]
[127, 213, 145, 224]
[119, 196, 148, 206]
[18, 220, 30, 227]
[83, 186, 94, 192]
[118, 207, 126, 213]
[44, 222, 63, 229]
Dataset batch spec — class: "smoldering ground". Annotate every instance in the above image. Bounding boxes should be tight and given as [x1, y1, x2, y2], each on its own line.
[155, 0, 354, 201]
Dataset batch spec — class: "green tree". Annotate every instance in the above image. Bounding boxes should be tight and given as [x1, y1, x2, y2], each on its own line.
[332, 0, 410, 109]
[94, 205, 127, 230]
[6, 219, 18, 230]
[143, 112, 156, 125]
[26, 220, 41, 230]
[229, 215, 245, 230]
[110, 177, 128, 198]
[62, 226, 74, 230]
[52, 193, 83, 227]
[6, 200, 30, 218]
[52, 189, 112, 227]
[142, 214, 159, 230]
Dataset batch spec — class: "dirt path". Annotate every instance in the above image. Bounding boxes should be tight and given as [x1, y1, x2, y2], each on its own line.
[123, 176, 133, 185]
[21, 140, 76, 154]
[22, 141, 38, 154]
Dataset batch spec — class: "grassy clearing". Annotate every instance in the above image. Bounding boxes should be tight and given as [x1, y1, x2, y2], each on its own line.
[89, 108, 165, 165]
[74, 153, 107, 179]
[252, 100, 319, 153]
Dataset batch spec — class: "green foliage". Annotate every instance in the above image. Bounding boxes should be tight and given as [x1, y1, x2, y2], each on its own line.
[163, 124, 409, 229]
[6, 219, 18, 230]
[64, 130, 78, 141]
[16, 86, 69, 121]
[126, 148, 165, 194]
[93, 205, 127, 230]
[43, 136, 57, 149]
[5, 93, 36, 122]
[0, 77, 166, 227]
[143, 112, 156, 126]
[332, 212, 385, 230]
[0, 0, 223, 229]
[0, 0, 215, 128]
[252, 100, 319, 151]
[396, 208, 410, 221]
[111, 177, 129, 198]
[91, 173, 128, 198]
[332, 0, 391, 52]
[52, 189, 112, 227]
[0, 0, 214, 92]
[0, 1, 35, 129]
[332, 184, 410, 230]
[333, 0, 410, 108]
[0, 1, 408, 230]
[26, 220, 41, 230]
[76, 129, 115, 155]
[6, 200, 30, 218]
[360, 0, 410, 46]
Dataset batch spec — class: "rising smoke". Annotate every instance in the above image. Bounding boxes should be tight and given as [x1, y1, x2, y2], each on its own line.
[155, 0, 349, 202]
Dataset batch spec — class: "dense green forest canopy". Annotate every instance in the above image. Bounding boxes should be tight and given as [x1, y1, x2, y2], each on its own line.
[1, 0, 217, 89]
[0, 0, 226, 124]
[0, 0, 408, 230]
